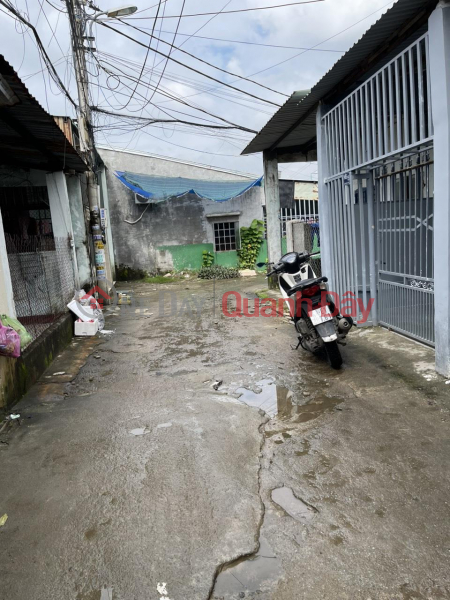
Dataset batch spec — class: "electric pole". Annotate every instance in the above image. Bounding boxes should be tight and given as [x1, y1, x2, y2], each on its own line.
[65, 0, 110, 295]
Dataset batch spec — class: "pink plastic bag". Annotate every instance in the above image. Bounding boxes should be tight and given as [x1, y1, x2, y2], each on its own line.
[0, 317, 21, 358]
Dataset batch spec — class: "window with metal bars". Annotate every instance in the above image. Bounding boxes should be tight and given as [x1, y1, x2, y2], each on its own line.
[213, 221, 237, 252]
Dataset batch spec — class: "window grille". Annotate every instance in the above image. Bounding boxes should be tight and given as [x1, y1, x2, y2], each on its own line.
[214, 221, 237, 251]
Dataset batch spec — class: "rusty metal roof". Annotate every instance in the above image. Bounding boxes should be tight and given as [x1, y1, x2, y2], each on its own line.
[242, 0, 438, 156]
[0, 55, 87, 172]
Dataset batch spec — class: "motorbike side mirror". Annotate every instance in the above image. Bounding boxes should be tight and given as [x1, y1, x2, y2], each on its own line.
[256, 262, 267, 268]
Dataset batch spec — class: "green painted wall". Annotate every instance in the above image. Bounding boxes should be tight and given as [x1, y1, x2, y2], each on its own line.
[157, 243, 213, 271]
[256, 240, 267, 270]
[215, 251, 238, 267]
[157, 238, 287, 272]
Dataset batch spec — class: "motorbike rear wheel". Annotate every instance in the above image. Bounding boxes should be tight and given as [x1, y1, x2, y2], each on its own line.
[324, 341, 342, 369]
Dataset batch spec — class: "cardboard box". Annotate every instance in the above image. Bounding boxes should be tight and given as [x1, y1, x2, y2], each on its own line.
[75, 319, 99, 336]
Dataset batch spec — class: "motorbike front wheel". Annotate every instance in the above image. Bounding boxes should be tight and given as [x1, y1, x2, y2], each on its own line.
[324, 340, 342, 369]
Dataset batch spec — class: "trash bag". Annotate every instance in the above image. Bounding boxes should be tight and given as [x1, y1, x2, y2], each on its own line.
[1, 315, 33, 349]
[0, 317, 21, 358]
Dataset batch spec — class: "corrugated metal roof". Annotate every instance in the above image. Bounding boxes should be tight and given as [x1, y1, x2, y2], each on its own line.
[0, 55, 87, 172]
[242, 0, 437, 155]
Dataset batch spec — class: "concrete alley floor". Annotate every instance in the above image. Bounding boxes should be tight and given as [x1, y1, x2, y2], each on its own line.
[0, 275, 449, 600]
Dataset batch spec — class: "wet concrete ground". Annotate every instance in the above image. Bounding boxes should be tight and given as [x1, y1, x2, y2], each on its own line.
[1, 276, 449, 600]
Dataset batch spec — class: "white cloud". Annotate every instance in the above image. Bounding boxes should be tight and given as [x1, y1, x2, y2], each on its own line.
[1, 0, 395, 178]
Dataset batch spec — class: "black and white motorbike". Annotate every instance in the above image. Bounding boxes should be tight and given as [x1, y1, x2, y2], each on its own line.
[265, 251, 353, 369]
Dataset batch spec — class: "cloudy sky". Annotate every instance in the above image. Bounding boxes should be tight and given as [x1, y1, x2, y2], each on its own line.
[0, 0, 395, 179]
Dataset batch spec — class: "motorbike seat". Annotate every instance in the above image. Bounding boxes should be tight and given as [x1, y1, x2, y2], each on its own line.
[287, 276, 328, 297]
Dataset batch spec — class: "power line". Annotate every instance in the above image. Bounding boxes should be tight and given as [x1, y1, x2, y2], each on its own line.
[91, 106, 258, 133]
[156, 0, 396, 104]
[120, 26, 345, 53]
[97, 51, 276, 114]
[114, 20, 289, 99]
[125, 0, 325, 20]
[0, 0, 77, 107]
[143, 0, 186, 108]
[126, 127, 248, 158]
[93, 58, 258, 132]
[238, 0, 396, 78]
[99, 21, 284, 107]
[37, 0, 66, 56]
[133, 0, 172, 16]
[120, 0, 164, 110]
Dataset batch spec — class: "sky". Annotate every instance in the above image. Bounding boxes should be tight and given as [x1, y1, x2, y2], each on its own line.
[0, 0, 396, 180]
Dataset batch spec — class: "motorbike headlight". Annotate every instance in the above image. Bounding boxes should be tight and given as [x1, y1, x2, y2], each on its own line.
[319, 283, 328, 291]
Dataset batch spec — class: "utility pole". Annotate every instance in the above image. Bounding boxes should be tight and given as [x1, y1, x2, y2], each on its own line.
[65, 0, 110, 295]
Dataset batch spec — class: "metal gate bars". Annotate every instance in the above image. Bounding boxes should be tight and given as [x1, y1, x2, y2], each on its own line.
[375, 149, 434, 345]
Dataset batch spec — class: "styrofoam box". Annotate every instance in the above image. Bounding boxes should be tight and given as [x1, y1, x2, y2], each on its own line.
[75, 319, 99, 336]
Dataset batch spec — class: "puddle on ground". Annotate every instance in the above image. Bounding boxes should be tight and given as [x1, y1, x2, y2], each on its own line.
[291, 395, 343, 423]
[235, 379, 293, 418]
[271, 486, 317, 522]
[213, 537, 282, 598]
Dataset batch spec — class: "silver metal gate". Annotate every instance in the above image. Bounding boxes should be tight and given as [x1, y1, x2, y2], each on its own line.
[375, 149, 434, 345]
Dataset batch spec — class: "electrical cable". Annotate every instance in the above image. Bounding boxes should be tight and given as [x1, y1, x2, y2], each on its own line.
[91, 106, 258, 133]
[0, 0, 77, 107]
[232, 0, 396, 78]
[125, 1, 325, 20]
[119, 0, 164, 110]
[96, 52, 276, 115]
[142, 0, 185, 108]
[94, 56, 259, 132]
[126, 127, 246, 158]
[155, 0, 396, 104]
[99, 22, 283, 107]
[117, 19, 289, 99]
[119, 27, 345, 53]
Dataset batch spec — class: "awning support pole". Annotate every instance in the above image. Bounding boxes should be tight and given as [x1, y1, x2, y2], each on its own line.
[263, 150, 281, 285]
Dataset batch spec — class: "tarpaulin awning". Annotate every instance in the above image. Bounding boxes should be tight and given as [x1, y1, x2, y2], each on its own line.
[114, 171, 263, 203]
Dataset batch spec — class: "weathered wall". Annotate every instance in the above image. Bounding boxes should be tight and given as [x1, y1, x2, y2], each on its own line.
[98, 148, 264, 272]
[0, 314, 73, 409]
[67, 174, 91, 287]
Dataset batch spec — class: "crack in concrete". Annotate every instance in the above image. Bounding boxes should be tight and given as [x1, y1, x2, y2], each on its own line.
[207, 416, 270, 600]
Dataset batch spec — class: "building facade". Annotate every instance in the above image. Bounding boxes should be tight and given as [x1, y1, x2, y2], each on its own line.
[99, 147, 318, 274]
[243, 0, 450, 377]
[0, 56, 91, 408]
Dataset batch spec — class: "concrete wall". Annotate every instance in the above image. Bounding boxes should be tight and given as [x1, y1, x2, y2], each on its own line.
[67, 175, 91, 287]
[98, 148, 264, 272]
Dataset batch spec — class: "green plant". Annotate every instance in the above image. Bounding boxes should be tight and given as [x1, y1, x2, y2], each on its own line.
[202, 250, 214, 267]
[237, 219, 265, 269]
[198, 265, 240, 280]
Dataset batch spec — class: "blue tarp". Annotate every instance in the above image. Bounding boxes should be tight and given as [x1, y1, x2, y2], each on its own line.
[114, 171, 263, 203]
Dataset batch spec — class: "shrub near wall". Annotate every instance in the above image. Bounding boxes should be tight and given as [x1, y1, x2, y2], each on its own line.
[238, 219, 265, 269]
[198, 265, 240, 280]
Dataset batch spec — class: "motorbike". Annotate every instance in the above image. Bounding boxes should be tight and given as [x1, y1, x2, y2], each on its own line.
[261, 251, 353, 369]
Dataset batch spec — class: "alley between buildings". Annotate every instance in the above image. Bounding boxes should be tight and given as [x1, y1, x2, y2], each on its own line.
[0, 276, 449, 600]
